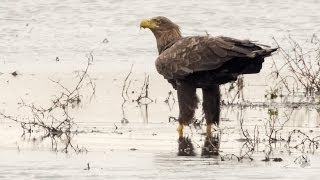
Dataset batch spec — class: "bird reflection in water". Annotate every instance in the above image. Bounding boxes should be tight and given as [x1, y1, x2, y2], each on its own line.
[201, 133, 220, 157]
[177, 129, 220, 157]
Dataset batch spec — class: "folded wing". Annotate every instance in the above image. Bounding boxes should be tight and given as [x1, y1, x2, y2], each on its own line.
[156, 36, 277, 79]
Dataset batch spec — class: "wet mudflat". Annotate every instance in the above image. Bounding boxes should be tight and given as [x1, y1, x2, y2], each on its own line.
[1, 72, 320, 179]
[0, 148, 320, 180]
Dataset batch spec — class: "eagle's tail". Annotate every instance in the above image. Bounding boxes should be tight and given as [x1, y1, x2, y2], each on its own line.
[220, 47, 278, 75]
[191, 47, 278, 87]
[247, 47, 278, 58]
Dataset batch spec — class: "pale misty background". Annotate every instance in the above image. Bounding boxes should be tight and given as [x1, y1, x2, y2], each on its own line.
[0, 0, 319, 72]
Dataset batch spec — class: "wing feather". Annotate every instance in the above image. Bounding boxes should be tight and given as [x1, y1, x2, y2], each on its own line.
[155, 36, 274, 79]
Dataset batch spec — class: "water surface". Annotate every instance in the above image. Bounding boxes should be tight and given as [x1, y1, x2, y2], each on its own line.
[1, 0, 320, 179]
[0, 0, 319, 72]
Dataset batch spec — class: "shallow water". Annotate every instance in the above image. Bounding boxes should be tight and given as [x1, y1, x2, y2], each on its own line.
[0, 0, 319, 72]
[1, 0, 320, 179]
[1, 72, 320, 179]
[1, 149, 320, 180]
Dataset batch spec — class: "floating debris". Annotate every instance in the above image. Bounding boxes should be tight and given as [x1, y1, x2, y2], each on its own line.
[121, 118, 129, 124]
[11, 71, 18, 77]
[83, 163, 90, 170]
[102, 38, 109, 43]
[273, 158, 283, 162]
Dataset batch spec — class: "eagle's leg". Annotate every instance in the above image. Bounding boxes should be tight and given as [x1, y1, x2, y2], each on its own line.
[176, 80, 198, 139]
[202, 85, 220, 137]
[177, 124, 184, 139]
[201, 85, 221, 156]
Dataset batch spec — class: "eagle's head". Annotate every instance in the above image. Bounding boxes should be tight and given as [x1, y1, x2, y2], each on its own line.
[140, 16, 181, 54]
[140, 16, 179, 32]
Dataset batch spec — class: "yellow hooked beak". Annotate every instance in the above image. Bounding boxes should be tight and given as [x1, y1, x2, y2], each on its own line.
[140, 19, 158, 29]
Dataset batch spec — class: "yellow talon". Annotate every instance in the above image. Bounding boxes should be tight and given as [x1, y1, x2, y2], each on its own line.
[207, 123, 212, 137]
[177, 124, 184, 138]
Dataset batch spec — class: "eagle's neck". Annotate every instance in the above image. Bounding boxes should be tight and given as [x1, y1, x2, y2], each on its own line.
[152, 28, 182, 54]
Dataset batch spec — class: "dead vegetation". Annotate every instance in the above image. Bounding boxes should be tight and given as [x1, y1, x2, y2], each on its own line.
[219, 104, 320, 162]
[121, 65, 153, 105]
[221, 75, 245, 105]
[120, 65, 154, 124]
[0, 54, 95, 153]
[271, 34, 320, 97]
[286, 129, 320, 153]
[216, 35, 320, 162]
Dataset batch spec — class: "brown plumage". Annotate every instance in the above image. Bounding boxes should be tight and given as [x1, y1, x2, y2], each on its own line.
[140, 16, 277, 136]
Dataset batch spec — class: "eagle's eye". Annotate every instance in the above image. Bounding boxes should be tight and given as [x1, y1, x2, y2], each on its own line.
[154, 19, 162, 25]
